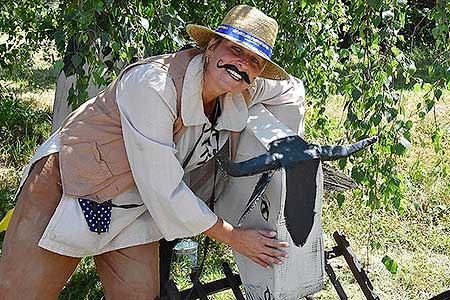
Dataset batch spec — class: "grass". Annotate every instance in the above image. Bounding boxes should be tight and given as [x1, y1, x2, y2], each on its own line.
[311, 87, 450, 299]
[0, 49, 449, 299]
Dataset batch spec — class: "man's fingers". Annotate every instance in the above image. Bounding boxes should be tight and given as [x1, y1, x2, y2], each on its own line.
[258, 230, 276, 238]
[258, 253, 283, 265]
[278, 241, 290, 248]
[252, 257, 269, 268]
[263, 237, 290, 249]
[265, 246, 288, 258]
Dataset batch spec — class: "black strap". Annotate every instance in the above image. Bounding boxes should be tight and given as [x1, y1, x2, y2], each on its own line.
[182, 123, 206, 169]
[100, 202, 144, 209]
[183, 100, 221, 300]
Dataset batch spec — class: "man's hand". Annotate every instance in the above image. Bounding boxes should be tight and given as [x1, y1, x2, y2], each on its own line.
[204, 218, 289, 268]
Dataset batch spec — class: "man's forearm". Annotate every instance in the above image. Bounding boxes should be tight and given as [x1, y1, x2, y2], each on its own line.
[204, 218, 235, 246]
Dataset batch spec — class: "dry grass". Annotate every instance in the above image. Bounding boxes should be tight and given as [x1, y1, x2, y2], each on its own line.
[309, 88, 450, 299]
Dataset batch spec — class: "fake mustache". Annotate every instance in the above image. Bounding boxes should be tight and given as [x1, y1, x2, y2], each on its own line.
[217, 60, 251, 84]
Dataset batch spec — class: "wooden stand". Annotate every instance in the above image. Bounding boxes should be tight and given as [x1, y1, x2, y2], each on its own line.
[160, 231, 450, 300]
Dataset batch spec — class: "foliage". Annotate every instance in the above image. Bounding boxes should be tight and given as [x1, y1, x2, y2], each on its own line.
[0, 91, 52, 168]
[58, 258, 104, 300]
[0, 86, 52, 250]
[1, 0, 447, 210]
[0, 1, 55, 79]
[382, 254, 399, 274]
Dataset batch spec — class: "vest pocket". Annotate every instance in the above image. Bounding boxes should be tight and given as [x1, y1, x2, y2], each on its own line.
[61, 142, 114, 190]
[96, 138, 131, 176]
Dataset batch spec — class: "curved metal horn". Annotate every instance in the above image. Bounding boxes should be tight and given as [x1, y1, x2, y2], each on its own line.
[216, 152, 280, 177]
[319, 136, 378, 161]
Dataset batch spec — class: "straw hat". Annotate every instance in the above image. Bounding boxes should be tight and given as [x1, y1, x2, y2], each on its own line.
[186, 5, 289, 80]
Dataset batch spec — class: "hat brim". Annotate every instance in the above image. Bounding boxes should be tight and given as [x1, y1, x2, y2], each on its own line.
[186, 24, 290, 81]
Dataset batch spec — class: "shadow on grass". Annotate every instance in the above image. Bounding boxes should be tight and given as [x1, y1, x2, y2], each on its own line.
[394, 60, 435, 91]
[0, 96, 52, 168]
[3, 65, 57, 92]
[59, 258, 104, 300]
[393, 48, 437, 90]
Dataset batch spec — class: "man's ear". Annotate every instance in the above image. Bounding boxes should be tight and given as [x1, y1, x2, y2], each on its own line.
[206, 37, 222, 52]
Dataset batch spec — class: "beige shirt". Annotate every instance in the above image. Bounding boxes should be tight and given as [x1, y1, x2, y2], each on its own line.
[26, 53, 306, 257]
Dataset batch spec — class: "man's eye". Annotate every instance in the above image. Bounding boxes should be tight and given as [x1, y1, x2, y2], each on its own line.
[232, 46, 241, 53]
[251, 57, 259, 64]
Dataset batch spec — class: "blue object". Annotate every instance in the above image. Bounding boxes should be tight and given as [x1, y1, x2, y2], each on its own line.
[78, 198, 112, 234]
[215, 24, 273, 58]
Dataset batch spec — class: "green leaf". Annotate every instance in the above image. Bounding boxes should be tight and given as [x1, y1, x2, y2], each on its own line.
[372, 113, 382, 126]
[405, 120, 413, 130]
[425, 98, 435, 112]
[434, 89, 442, 101]
[367, 0, 382, 9]
[95, 1, 104, 12]
[53, 30, 65, 52]
[336, 194, 345, 208]
[382, 255, 398, 275]
[71, 53, 83, 68]
[371, 240, 381, 250]
[352, 89, 362, 101]
[301, 0, 307, 9]
[101, 32, 110, 48]
[340, 48, 349, 58]
[351, 167, 365, 183]
[391, 46, 401, 56]
[407, 62, 416, 75]
[392, 143, 406, 155]
[80, 34, 88, 43]
[372, 15, 381, 27]
[52, 60, 64, 77]
[432, 24, 448, 38]
[413, 83, 421, 92]
[393, 195, 407, 214]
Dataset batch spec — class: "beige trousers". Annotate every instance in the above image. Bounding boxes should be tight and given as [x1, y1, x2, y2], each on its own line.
[0, 154, 159, 300]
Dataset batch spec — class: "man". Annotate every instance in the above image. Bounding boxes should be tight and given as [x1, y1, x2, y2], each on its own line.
[0, 5, 304, 299]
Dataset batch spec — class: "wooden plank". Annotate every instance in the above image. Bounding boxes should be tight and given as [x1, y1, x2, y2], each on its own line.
[190, 273, 208, 300]
[222, 262, 245, 300]
[159, 239, 178, 297]
[429, 290, 450, 300]
[333, 231, 379, 300]
[324, 257, 348, 300]
[179, 275, 243, 299]
[163, 280, 183, 300]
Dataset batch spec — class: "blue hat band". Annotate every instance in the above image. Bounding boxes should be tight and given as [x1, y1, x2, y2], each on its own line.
[215, 24, 273, 58]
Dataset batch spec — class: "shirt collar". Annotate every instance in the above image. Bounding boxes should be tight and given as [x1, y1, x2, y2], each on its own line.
[180, 53, 248, 132]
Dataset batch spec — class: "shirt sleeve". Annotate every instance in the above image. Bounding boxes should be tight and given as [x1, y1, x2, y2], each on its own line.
[250, 76, 306, 136]
[115, 64, 217, 241]
[249, 76, 305, 107]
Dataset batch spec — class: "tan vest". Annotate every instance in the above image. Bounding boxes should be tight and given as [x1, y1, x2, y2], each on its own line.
[59, 48, 201, 202]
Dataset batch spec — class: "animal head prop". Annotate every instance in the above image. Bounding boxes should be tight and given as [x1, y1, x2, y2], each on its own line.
[216, 135, 378, 247]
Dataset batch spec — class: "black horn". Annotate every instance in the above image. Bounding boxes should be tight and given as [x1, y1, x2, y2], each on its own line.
[216, 135, 378, 177]
[319, 136, 378, 161]
[216, 151, 280, 177]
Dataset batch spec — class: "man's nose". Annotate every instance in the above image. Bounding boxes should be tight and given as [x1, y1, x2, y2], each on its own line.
[237, 55, 250, 69]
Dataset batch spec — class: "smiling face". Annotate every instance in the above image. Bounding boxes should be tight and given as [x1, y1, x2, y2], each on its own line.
[203, 38, 266, 99]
